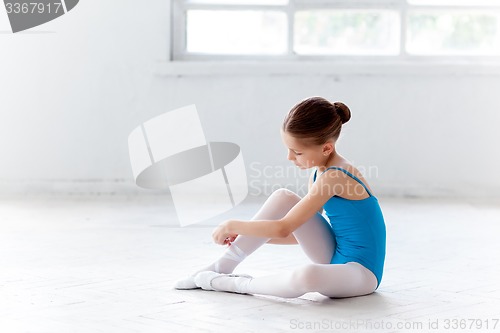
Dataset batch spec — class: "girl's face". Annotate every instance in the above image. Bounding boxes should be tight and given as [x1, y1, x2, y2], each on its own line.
[280, 129, 332, 169]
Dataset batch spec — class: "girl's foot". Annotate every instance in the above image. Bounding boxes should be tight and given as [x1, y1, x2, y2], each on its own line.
[173, 275, 199, 290]
[173, 244, 249, 290]
[173, 270, 251, 290]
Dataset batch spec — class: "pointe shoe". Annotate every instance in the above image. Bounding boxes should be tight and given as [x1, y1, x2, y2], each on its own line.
[194, 271, 253, 292]
[173, 275, 199, 290]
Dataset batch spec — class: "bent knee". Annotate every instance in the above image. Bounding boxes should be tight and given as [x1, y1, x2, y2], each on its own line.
[271, 188, 301, 201]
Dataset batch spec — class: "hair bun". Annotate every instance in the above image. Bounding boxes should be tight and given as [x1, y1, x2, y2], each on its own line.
[333, 102, 351, 124]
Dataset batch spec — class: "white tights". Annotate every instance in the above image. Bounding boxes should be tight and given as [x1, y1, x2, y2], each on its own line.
[204, 188, 378, 298]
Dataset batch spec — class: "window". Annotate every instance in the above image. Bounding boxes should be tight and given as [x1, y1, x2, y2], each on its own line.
[294, 10, 400, 55]
[186, 10, 288, 55]
[171, 0, 500, 60]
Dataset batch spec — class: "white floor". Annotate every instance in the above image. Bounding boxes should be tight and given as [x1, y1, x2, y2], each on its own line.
[1, 195, 500, 333]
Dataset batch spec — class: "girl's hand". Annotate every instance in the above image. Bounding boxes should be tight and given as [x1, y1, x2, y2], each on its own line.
[224, 235, 238, 246]
[212, 220, 238, 246]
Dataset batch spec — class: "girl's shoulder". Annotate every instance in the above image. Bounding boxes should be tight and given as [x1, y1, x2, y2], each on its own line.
[319, 163, 374, 199]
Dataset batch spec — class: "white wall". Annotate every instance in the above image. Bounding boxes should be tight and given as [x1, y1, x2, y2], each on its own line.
[1, 1, 499, 199]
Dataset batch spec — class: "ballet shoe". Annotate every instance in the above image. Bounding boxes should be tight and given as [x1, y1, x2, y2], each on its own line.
[194, 271, 253, 292]
[174, 271, 252, 290]
[194, 271, 223, 291]
[173, 275, 199, 290]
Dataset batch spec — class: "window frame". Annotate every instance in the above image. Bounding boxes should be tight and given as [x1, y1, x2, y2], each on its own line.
[170, 0, 500, 63]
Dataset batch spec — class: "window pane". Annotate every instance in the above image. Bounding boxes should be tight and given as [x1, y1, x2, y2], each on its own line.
[407, 11, 500, 55]
[408, 0, 500, 6]
[186, 0, 288, 4]
[294, 10, 400, 55]
[186, 10, 287, 54]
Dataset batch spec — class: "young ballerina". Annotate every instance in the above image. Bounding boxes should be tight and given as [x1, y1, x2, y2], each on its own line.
[173, 96, 386, 298]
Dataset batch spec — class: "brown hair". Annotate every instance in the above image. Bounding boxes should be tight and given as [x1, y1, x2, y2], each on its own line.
[282, 96, 351, 146]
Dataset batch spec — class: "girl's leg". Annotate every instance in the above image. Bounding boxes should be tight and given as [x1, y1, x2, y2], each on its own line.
[175, 188, 297, 289]
[193, 188, 296, 275]
[291, 207, 336, 265]
[197, 188, 335, 274]
[175, 188, 335, 289]
[197, 262, 378, 299]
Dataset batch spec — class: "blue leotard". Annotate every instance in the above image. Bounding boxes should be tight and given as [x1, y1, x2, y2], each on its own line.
[313, 166, 386, 288]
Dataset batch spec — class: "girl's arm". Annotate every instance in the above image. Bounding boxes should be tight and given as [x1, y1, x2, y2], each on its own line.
[213, 171, 339, 244]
